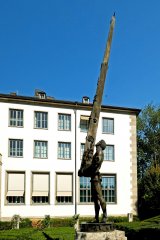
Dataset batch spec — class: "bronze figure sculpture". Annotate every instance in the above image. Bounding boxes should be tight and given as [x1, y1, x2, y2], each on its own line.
[78, 14, 115, 223]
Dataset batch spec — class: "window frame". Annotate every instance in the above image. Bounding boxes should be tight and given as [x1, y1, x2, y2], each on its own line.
[102, 117, 114, 134]
[58, 113, 71, 131]
[79, 175, 117, 204]
[31, 172, 50, 205]
[104, 145, 115, 161]
[34, 111, 48, 129]
[9, 108, 24, 127]
[80, 116, 89, 133]
[101, 175, 117, 204]
[55, 173, 73, 204]
[80, 143, 85, 160]
[58, 142, 71, 160]
[34, 140, 48, 159]
[6, 171, 25, 205]
[8, 139, 23, 157]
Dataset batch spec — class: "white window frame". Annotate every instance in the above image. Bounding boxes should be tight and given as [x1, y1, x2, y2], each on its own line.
[80, 143, 85, 160]
[79, 175, 116, 204]
[6, 172, 25, 205]
[34, 140, 48, 158]
[80, 116, 89, 132]
[56, 173, 73, 204]
[101, 175, 116, 203]
[9, 139, 23, 157]
[58, 113, 71, 131]
[58, 142, 71, 159]
[32, 172, 49, 204]
[34, 111, 48, 129]
[104, 145, 115, 161]
[9, 109, 23, 127]
[102, 118, 114, 134]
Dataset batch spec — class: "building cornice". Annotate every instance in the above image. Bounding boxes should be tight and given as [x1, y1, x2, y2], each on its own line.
[0, 93, 141, 116]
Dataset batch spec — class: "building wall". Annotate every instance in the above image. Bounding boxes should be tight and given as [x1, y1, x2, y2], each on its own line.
[0, 100, 138, 219]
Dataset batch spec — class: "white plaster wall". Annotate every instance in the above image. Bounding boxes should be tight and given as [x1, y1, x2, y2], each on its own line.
[0, 101, 135, 218]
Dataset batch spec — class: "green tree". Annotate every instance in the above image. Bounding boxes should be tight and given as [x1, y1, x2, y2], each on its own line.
[137, 104, 160, 218]
[137, 104, 160, 179]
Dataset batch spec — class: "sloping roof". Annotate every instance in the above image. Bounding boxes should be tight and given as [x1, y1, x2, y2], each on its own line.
[0, 93, 141, 115]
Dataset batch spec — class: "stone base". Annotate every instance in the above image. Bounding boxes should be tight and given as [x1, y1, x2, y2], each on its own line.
[75, 222, 127, 240]
[75, 230, 127, 240]
[80, 222, 114, 232]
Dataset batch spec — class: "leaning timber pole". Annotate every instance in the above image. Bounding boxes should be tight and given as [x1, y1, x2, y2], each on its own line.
[78, 14, 115, 177]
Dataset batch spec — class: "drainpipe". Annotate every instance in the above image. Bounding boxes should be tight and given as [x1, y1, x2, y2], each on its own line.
[0, 154, 2, 220]
[74, 104, 78, 215]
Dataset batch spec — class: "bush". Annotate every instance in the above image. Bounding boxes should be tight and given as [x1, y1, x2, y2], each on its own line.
[49, 217, 74, 227]
[20, 218, 32, 228]
[0, 221, 12, 230]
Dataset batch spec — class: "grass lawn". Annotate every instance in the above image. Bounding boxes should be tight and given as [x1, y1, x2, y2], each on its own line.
[0, 227, 75, 240]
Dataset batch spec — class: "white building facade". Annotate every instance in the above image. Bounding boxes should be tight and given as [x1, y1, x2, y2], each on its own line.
[0, 92, 140, 220]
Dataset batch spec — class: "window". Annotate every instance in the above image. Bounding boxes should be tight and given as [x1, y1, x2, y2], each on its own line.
[80, 143, 85, 160]
[79, 175, 116, 203]
[9, 109, 23, 127]
[80, 116, 89, 132]
[104, 145, 114, 161]
[34, 111, 48, 129]
[34, 141, 48, 158]
[56, 173, 73, 203]
[6, 172, 25, 204]
[58, 142, 71, 159]
[58, 114, 71, 131]
[102, 118, 114, 134]
[102, 176, 116, 203]
[9, 139, 23, 157]
[80, 177, 92, 203]
[32, 173, 49, 204]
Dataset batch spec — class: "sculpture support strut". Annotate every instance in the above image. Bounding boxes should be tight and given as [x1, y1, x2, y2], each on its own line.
[78, 15, 115, 177]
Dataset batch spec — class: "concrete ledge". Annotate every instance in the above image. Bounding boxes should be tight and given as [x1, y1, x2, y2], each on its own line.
[76, 230, 127, 240]
[80, 222, 114, 232]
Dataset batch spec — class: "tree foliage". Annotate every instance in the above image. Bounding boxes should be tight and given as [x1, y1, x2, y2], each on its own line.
[137, 104, 160, 218]
[137, 104, 160, 179]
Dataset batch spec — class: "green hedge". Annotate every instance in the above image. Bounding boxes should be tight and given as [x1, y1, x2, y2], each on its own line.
[0, 221, 12, 230]
[116, 220, 160, 240]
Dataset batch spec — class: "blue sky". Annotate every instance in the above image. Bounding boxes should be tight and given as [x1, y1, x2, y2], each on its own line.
[0, 0, 160, 109]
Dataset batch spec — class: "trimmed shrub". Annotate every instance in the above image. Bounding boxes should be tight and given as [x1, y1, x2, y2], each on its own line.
[20, 218, 32, 228]
[0, 221, 12, 230]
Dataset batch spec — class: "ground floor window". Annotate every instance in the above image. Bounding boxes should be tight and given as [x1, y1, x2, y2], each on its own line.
[6, 172, 25, 204]
[32, 173, 49, 204]
[80, 176, 92, 203]
[101, 176, 116, 203]
[56, 173, 73, 204]
[32, 196, 49, 204]
[7, 196, 24, 204]
[79, 175, 116, 203]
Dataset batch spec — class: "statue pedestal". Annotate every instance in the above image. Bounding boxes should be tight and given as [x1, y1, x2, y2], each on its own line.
[75, 222, 127, 240]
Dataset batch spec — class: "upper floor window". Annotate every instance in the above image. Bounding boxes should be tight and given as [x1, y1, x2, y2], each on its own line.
[80, 116, 89, 132]
[58, 114, 71, 131]
[34, 141, 48, 158]
[56, 173, 73, 204]
[104, 145, 114, 161]
[34, 111, 48, 129]
[80, 143, 85, 160]
[102, 118, 114, 134]
[9, 139, 23, 157]
[6, 172, 25, 204]
[9, 109, 23, 127]
[58, 142, 71, 159]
